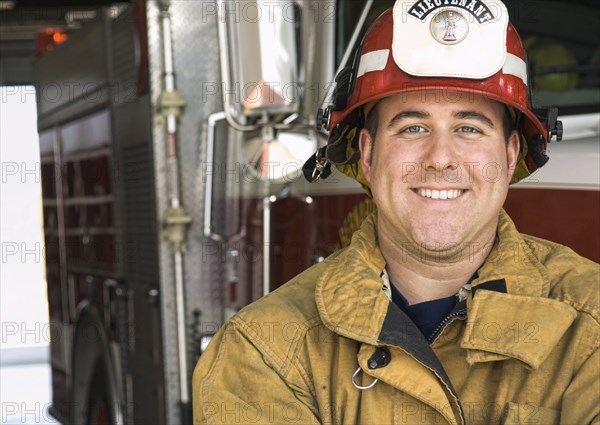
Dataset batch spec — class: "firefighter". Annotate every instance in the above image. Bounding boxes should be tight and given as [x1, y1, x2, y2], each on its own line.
[193, 1, 599, 423]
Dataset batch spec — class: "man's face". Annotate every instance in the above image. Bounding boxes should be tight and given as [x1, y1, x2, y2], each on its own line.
[359, 90, 520, 259]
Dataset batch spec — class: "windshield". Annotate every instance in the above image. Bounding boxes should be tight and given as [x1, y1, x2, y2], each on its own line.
[336, 0, 600, 115]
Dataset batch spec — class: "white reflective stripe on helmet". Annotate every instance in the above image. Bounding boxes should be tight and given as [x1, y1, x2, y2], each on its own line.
[503, 52, 528, 85]
[392, 0, 509, 79]
[356, 49, 390, 78]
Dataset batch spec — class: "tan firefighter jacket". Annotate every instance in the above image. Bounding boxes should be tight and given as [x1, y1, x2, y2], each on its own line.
[193, 211, 600, 425]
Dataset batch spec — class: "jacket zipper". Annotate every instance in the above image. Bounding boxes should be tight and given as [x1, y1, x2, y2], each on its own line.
[426, 308, 468, 424]
[428, 308, 467, 344]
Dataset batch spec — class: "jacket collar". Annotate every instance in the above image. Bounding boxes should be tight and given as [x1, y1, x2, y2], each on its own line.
[472, 210, 549, 298]
[315, 212, 387, 346]
[461, 211, 577, 369]
[316, 210, 577, 369]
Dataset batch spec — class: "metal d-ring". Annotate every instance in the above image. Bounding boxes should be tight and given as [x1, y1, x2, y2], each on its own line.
[311, 147, 329, 182]
[351, 367, 379, 390]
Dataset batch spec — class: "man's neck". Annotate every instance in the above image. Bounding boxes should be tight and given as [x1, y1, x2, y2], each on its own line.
[379, 233, 495, 305]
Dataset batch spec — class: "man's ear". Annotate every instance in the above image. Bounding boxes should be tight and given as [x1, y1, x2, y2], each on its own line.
[359, 128, 373, 183]
[506, 130, 520, 181]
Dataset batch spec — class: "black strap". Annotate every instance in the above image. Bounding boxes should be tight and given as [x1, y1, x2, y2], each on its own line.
[471, 279, 507, 298]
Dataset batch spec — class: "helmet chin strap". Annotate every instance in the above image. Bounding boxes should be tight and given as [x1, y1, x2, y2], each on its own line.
[302, 146, 332, 183]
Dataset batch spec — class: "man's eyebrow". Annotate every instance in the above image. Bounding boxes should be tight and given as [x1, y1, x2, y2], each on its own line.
[386, 110, 430, 129]
[455, 111, 495, 128]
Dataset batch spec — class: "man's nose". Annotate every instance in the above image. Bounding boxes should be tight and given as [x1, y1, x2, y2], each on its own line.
[422, 132, 459, 173]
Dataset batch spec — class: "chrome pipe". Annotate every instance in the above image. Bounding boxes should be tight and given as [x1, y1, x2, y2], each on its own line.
[204, 111, 227, 242]
[262, 195, 274, 296]
[158, 1, 190, 418]
[173, 250, 188, 404]
[161, 5, 175, 93]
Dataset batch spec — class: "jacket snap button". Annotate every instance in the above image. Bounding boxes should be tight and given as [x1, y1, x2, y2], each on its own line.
[368, 347, 391, 369]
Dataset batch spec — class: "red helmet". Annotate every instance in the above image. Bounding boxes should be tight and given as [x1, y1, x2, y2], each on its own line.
[304, 0, 562, 187]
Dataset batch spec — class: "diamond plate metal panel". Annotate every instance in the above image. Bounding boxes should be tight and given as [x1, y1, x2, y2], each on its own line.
[168, 0, 227, 324]
[146, 1, 227, 422]
[169, 3, 229, 406]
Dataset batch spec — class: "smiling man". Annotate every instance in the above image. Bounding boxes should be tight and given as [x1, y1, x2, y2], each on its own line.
[359, 91, 521, 306]
[193, 1, 600, 424]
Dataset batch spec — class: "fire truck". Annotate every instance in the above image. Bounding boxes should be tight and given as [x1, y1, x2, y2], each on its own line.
[7, 0, 598, 423]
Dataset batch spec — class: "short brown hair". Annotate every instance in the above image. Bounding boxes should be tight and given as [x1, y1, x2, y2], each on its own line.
[362, 102, 516, 143]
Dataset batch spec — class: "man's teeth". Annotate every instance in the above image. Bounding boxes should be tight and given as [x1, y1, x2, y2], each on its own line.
[415, 189, 464, 200]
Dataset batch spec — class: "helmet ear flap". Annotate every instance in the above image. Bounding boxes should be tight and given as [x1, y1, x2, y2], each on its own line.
[526, 134, 550, 169]
[333, 45, 363, 111]
[521, 106, 562, 173]
[521, 49, 563, 172]
[316, 45, 363, 132]
[332, 66, 354, 112]
[316, 67, 353, 133]
[308, 45, 365, 182]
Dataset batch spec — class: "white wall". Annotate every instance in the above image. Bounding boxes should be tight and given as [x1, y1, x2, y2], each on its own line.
[0, 86, 49, 352]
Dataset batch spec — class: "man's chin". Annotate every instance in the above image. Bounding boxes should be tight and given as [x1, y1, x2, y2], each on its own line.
[408, 230, 471, 261]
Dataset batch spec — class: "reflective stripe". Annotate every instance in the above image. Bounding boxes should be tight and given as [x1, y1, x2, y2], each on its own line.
[356, 49, 390, 78]
[358, 50, 527, 84]
[503, 53, 528, 85]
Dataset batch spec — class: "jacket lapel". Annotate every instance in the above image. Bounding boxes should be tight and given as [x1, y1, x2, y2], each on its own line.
[315, 212, 388, 345]
[461, 211, 577, 369]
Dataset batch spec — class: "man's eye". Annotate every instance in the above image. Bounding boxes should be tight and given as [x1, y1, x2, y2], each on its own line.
[458, 126, 479, 134]
[403, 125, 424, 134]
